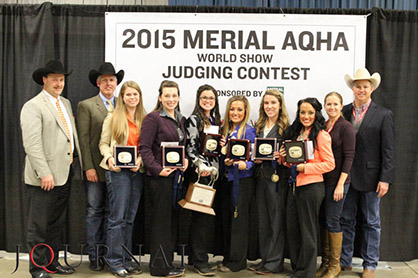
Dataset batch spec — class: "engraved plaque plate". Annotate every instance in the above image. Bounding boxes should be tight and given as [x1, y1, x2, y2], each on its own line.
[284, 140, 307, 164]
[200, 133, 222, 157]
[254, 138, 277, 160]
[114, 145, 137, 168]
[162, 145, 185, 168]
[226, 138, 250, 161]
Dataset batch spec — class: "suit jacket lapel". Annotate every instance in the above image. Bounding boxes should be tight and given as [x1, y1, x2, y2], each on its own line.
[40, 93, 69, 138]
[165, 115, 182, 141]
[357, 101, 377, 136]
[95, 94, 108, 117]
[266, 124, 279, 138]
[343, 103, 353, 121]
[165, 118, 179, 140]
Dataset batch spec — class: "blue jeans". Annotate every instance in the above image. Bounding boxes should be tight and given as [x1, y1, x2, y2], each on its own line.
[84, 180, 108, 261]
[320, 184, 349, 233]
[340, 186, 381, 270]
[105, 169, 144, 269]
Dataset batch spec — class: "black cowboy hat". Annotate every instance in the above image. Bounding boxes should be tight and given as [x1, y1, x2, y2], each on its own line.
[32, 60, 73, 85]
[88, 62, 124, 86]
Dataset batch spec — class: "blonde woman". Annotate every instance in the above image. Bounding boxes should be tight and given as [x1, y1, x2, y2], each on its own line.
[250, 89, 290, 275]
[99, 81, 146, 277]
[218, 95, 256, 272]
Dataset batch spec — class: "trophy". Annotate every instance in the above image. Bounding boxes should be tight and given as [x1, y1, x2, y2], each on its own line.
[178, 159, 218, 215]
[254, 138, 277, 160]
[284, 140, 307, 164]
[114, 145, 137, 168]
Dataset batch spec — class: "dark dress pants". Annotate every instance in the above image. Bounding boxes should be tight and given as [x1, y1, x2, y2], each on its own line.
[220, 176, 255, 272]
[148, 175, 176, 276]
[255, 176, 288, 273]
[26, 177, 71, 275]
[189, 211, 214, 268]
[286, 182, 325, 278]
[188, 177, 215, 268]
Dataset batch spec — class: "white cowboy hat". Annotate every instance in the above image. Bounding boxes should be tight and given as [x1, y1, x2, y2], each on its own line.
[344, 68, 381, 89]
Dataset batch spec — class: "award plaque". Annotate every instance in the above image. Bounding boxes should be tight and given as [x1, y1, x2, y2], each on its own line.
[254, 138, 277, 160]
[226, 138, 250, 161]
[114, 145, 137, 168]
[162, 145, 185, 168]
[178, 183, 216, 215]
[200, 133, 222, 157]
[284, 140, 307, 164]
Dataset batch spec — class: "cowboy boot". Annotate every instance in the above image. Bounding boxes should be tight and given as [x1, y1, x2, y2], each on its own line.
[323, 232, 342, 278]
[316, 228, 330, 277]
[362, 269, 375, 278]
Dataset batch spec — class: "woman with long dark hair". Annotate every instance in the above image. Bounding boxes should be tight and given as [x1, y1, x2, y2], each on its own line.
[316, 92, 355, 278]
[217, 95, 256, 273]
[99, 81, 146, 277]
[249, 89, 290, 275]
[139, 80, 188, 278]
[185, 84, 223, 276]
[279, 97, 335, 278]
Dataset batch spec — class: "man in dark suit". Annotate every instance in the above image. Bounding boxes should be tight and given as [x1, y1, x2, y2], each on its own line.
[340, 68, 395, 278]
[20, 60, 82, 278]
[76, 62, 124, 271]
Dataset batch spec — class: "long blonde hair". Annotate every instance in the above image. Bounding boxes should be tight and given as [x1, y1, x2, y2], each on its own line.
[222, 96, 250, 139]
[255, 89, 290, 136]
[111, 81, 146, 144]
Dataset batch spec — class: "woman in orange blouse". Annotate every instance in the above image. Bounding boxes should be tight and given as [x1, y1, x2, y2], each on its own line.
[99, 81, 146, 277]
[279, 97, 335, 278]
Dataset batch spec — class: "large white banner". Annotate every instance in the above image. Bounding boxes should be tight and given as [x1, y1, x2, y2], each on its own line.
[106, 12, 366, 121]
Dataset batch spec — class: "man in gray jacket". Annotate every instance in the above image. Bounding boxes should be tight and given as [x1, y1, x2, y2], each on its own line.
[21, 60, 82, 278]
[76, 62, 124, 271]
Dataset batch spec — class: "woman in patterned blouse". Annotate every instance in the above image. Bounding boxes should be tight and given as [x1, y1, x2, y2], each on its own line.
[185, 84, 223, 277]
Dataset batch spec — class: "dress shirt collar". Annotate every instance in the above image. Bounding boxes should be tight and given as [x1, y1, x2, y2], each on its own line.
[99, 92, 115, 106]
[159, 108, 183, 123]
[353, 99, 372, 114]
[43, 89, 61, 102]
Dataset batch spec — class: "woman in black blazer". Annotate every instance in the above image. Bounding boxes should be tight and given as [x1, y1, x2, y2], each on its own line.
[250, 89, 290, 275]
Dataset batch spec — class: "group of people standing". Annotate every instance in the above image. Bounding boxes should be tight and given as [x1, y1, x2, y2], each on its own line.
[20, 59, 394, 278]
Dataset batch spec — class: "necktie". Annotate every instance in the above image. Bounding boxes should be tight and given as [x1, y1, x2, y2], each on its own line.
[107, 100, 114, 112]
[56, 99, 73, 164]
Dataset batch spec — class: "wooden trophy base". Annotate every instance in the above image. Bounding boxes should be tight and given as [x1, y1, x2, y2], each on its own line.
[178, 199, 215, 215]
[178, 183, 216, 215]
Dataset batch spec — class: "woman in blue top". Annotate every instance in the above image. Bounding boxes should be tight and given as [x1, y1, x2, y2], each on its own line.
[217, 95, 256, 272]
